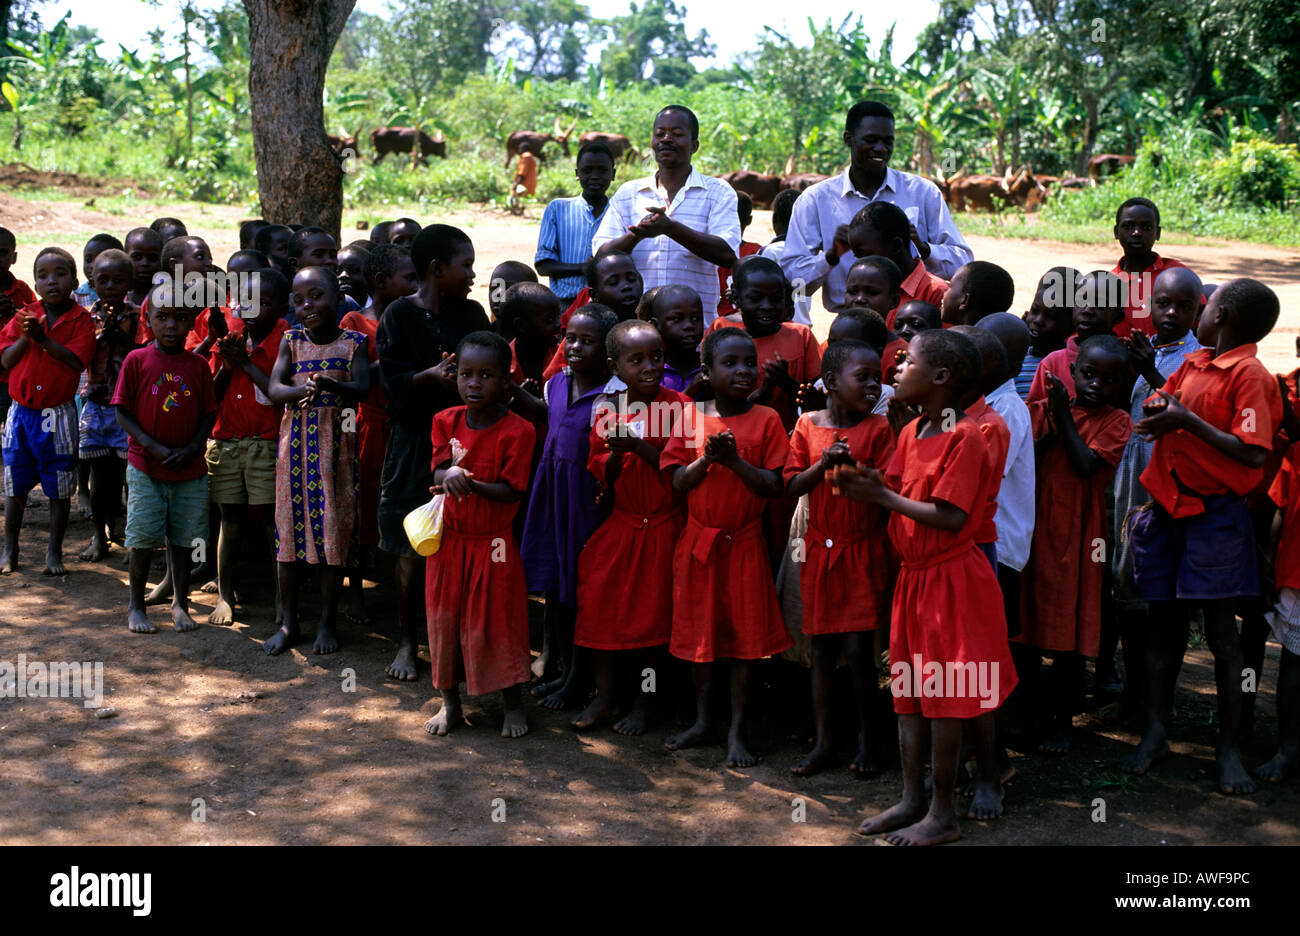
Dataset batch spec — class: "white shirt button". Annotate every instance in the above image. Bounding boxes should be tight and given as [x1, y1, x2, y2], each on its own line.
[236, 394, 242, 399]
[35, 384, 42, 391]
[825, 538, 833, 548]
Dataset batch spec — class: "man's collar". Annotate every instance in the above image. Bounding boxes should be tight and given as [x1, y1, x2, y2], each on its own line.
[840, 167, 897, 198]
[637, 166, 704, 193]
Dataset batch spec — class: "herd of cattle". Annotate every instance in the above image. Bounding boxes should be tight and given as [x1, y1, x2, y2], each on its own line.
[324, 123, 1138, 213]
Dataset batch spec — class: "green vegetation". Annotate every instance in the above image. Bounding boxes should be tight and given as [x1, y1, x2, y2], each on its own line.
[1, 0, 1298, 244]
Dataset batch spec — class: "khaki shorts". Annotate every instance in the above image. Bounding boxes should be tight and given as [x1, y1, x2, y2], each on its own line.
[205, 437, 277, 506]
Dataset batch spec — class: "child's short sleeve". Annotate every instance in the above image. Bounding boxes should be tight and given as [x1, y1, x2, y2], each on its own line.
[1086, 407, 1132, 468]
[500, 416, 537, 492]
[430, 409, 457, 468]
[587, 415, 613, 483]
[927, 421, 987, 516]
[0, 312, 21, 353]
[1228, 365, 1282, 451]
[1028, 399, 1050, 441]
[783, 414, 813, 483]
[867, 417, 896, 472]
[757, 407, 790, 471]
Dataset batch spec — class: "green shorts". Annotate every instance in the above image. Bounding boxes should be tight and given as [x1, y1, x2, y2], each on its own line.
[205, 437, 277, 506]
[124, 465, 210, 550]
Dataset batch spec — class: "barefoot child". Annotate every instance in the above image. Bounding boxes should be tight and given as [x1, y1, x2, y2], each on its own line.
[0, 248, 97, 575]
[643, 284, 704, 395]
[264, 267, 370, 655]
[78, 249, 140, 561]
[423, 331, 536, 740]
[1016, 336, 1132, 753]
[1120, 278, 1283, 794]
[1017, 267, 1077, 400]
[1111, 197, 1187, 337]
[376, 225, 489, 681]
[840, 329, 1017, 844]
[112, 295, 217, 632]
[572, 320, 687, 734]
[785, 339, 895, 776]
[661, 328, 792, 767]
[522, 303, 620, 709]
[206, 268, 290, 625]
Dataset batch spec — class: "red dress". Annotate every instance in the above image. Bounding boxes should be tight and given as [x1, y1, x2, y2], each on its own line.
[425, 407, 536, 696]
[660, 403, 792, 662]
[885, 416, 1018, 718]
[965, 396, 1010, 545]
[1017, 402, 1131, 657]
[575, 387, 688, 650]
[340, 310, 389, 545]
[704, 320, 821, 431]
[784, 413, 895, 634]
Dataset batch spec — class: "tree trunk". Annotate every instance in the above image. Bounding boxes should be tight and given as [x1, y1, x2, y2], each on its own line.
[1077, 94, 1098, 177]
[242, 0, 356, 242]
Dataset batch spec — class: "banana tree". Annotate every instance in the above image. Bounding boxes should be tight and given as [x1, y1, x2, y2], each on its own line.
[870, 50, 973, 178]
[972, 56, 1029, 174]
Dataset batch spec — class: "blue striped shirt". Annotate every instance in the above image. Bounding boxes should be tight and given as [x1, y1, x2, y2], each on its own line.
[535, 195, 608, 300]
[1014, 352, 1043, 401]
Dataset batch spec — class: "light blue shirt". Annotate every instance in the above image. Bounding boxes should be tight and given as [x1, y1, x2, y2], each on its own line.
[535, 195, 609, 300]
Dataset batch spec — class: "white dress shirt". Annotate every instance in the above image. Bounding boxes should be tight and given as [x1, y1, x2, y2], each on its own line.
[985, 378, 1035, 571]
[592, 167, 740, 324]
[779, 167, 973, 313]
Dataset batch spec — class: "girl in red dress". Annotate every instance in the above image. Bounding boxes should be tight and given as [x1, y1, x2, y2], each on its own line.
[660, 327, 791, 768]
[837, 329, 1017, 846]
[572, 321, 687, 735]
[785, 339, 895, 778]
[423, 331, 537, 739]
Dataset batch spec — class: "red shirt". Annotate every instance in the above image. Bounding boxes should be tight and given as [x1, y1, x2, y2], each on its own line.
[0, 301, 96, 409]
[1269, 445, 1300, 590]
[715, 241, 762, 316]
[1139, 344, 1282, 518]
[704, 320, 820, 431]
[111, 343, 218, 481]
[886, 259, 949, 328]
[211, 318, 288, 441]
[1, 276, 37, 317]
[1111, 253, 1188, 337]
[185, 306, 237, 352]
[1027, 335, 1082, 404]
[965, 396, 1010, 544]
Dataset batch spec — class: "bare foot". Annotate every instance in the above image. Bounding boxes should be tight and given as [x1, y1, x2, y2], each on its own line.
[967, 781, 1004, 819]
[613, 706, 649, 736]
[1217, 747, 1256, 795]
[43, 552, 67, 576]
[79, 536, 109, 562]
[538, 684, 583, 711]
[144, 580, 172, 606]
[726, 735, 758, 768]
[530, 675, 565, 699]
[385, 643, 420, 681]
[209, 598, 234, 626]
[0, 549, 15, 574]
[665, 721, 710, 752]
[1256, 748, 1298, 783]
[849, 738, 882, 779]
[127, 608, 157, 634]
[344, 592, 367, 625]
[571, 693, 618, 730]
[264, 623, 298, 656]
[857, 800, 927, 836]
[424, 704, 463, 736]
[502, 708, 529, 738]
[172, 605, 200, 632]
[312, 622, 340, 655]
[1118, 737, 1170, 775]
[962, 764, 1015, 797]
[200, 579, 220, 594]
[884, 813, 962, 846]
[1037, 726, 1070, 755]
[792, 743, 834, 776]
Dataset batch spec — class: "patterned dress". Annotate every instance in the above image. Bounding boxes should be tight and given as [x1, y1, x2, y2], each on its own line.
[274, 326, 365, 566]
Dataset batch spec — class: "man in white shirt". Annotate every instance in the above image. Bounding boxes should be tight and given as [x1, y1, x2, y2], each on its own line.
[592, 105, 739, 325]
[780, 101, 972, 315]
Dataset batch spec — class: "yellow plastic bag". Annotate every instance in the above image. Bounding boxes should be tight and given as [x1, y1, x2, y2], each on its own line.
[404, 493, 445, 557]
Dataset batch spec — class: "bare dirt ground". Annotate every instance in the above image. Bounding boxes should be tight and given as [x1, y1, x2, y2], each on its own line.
[3, 188, 1299, 845]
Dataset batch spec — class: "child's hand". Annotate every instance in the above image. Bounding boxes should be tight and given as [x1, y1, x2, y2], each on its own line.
[442, 465, 474, 499]
[1135, 389, 1189, 438]
[831, 224, 852, 258]
[594, 484, 612, 508]
[86, 382, 111, 404]
[207, 307, 228, 340]
[161, 442, 198, 470]
[819, 438, 852, 470]
[216, 333, 247, 366]
[1044, 371, 1070, 414]
[605, 430, 642, 454]
[886, 396, 919, 436]
[520, 377, 541, 398]
[295, 375, 321, 408]
[682, 372, 709, 400]
[796, 382, 826, 412]
[762, 356, 794, 393]
[832, 464, 885, 503]
[1123, 329, 1156, 373]
[146, 440, 174, 464]
[707, 429, 738, 466]
[432, 351, 457, 387]
[19, 313, 45, 343]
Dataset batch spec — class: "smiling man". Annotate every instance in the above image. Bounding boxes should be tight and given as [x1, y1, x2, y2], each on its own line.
[781, 101, 973, 315]
[592, 105, 740, 326]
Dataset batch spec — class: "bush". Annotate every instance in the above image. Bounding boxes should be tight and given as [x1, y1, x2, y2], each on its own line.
[1203, 130, 1300, 209]
[345, 155, 506, 207]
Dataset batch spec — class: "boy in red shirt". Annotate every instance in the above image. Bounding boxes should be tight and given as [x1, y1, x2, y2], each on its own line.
[0, 247, 96, 576]
[1028, 270, 1125, 403]
[845, 201, 947, 327]
[940, 260, 1016, 327]
[1111, 197, 1188, 337]
[113, 296, 218, 634]
[205, 268, 290, 626]
[1119, 278, 1283, 794]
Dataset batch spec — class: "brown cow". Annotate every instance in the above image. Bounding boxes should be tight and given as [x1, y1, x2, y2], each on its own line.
[577, 131, 638, 163]
[780, 172, 830, 193]
[370, 126, 446, 165]
[944, 173, 1012, 213]
[1087, 153, 1136, 181]
[505, 116, 578, 168]
[325, 133, 359, 162]
[721, 170, 782, 209]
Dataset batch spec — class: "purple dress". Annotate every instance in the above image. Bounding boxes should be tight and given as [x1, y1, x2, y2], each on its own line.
[521, 370, 614, 607]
